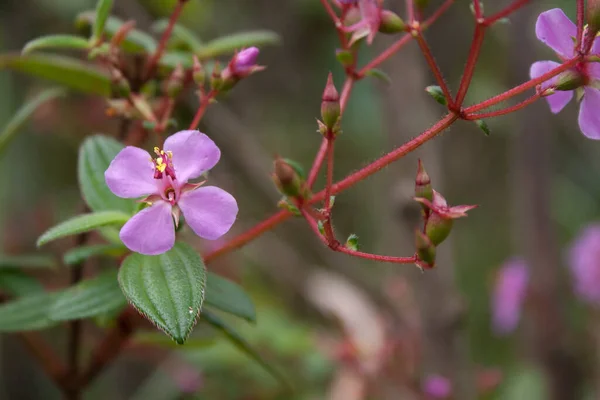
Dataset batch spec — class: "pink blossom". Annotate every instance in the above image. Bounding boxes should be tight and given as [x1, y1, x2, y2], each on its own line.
[530, 9, 600, 139]
[342, 0, 382, 45]
[105, 130, 238, 255]
[568, 224, 600, 305]
[422, 375, 452, 399]
[491, 258, 529, 335]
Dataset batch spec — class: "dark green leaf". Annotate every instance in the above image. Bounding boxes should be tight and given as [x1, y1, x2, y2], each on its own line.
[0, 53, 110, 96]
[0, 270, 44, 297]
[474, 119, 491, 136]
[22, 35, 89, 54]
[63, 244, 127, 266]
[364, 68, 392, 85]
[76, 12, 157, 53]
[196, 30, 280, 59]
[37, 211, 130, 247]
[92, 0, 114, 41]
[0, 292, 58, 332]
[202, 310, 292, 392]
[345, 234, 359, 251]
[152, 20, 203, 52]
[0, 254, 57, 269]
[425, 85, 447, 106]
[49, 271, 126, 321]
[0, 88, 66, 157]
[205, 273, 256, 322]
[118, 242, 207, 344]
[78, 135, 137, 214]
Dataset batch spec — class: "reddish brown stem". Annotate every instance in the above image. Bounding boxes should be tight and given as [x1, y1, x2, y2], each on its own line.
[455, 24, 485, 106]
[472, 0, 483, 19]
[414, 32, 454, 107]
[463, 93, 541, 120]
[189, 90, 216, 130]
[464, 57, 580, 113]
[144, 0, 187, 80]
[483, 0, 530, 27]
[576, 0, 584, 49]
[204, 113, 458, 262]
[324, 135, 335, 210]
[406, 0, 415, 24]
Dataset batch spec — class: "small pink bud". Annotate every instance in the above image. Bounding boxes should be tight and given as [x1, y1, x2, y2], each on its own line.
[415, 159, 433, 203]
[321, 73, 341, 131]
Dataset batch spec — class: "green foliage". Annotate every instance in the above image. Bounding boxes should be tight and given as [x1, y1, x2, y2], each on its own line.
[425, 85, 448, 106]
[196, 31, 280, 59]
[0, 254, 57, 269]
[475, 119, 491, 136]
[205, 273, 256, 323]
[133, 331, 216, 349]
[92, 0, 114, 42]
[118, 242, 207, 344]
[0, 88, 66, 157]
[0, 270, 44, 297]
[36, 211, 130, 247]
[0, 54, 110, 95]
[22, 35, 89, 55]
[0, 292, 59, 332]
[63, 243, 127, 265]
[364, 68, 392, 85]
[152, 19, 203, 52]
[49, 271, 126, 321]
[78, 135, 138, 214]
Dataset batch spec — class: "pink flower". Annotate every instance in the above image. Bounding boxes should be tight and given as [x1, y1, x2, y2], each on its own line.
[342, 0, 382, 45]
[105, 130, 238, 255]
[568, 224, 600, 305]
[491, 258, 529, 335]
[422, 375, 452, 399]
[530, 8, 600, 139]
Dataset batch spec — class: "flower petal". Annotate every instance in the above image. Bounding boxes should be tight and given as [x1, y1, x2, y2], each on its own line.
[492, 258, 529, 336]
[179, 186, 238, 240]
[105, 147, 157, 198]
[164, 130, 221, 183]
[579, 88, 600, 139]
[530, 61, 573, 113]
[120, 202, 175, 255]
[535, 8, 576, 58]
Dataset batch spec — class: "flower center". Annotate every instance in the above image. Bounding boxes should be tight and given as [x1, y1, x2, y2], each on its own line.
[152, 147, 176, 180]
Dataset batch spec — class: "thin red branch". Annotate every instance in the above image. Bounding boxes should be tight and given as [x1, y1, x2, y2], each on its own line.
[406, 0, 415, 24]
[189, 90, 216, 130]
[483, 0, 531, 26]
[463, 92, 541, 120]
[336, 247, 417, 264]
[422, 0, 455, 29]
[414, 32, 454, 107]
[324, 135, 335, 210]
[455, 24, 485, 106]
[144, 0, 187, 80]
[464, 57, 580, 113]
[472, 0, 483, 19]
[358, 34, 413, 77]
[576, 0, 584, 49]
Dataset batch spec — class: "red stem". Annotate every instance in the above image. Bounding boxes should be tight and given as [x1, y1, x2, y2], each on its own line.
[422, 0, 455, 29]
[483, 0, 530, 26]
[144, 0, 187, 80]
[463, 93, 541, 120]
[472, 0, 483, 19]
[406, 0, 415, 24]
[204, 113, 458, 263]
[414, 32, 454, 107]
[464, 57, 580, 113]
[455, 24, 485, 106]
[189, 90, 216, 130]
[576, 0, 584, 50]
[358, 34, 413, 77]
[336, 247, 416, 264]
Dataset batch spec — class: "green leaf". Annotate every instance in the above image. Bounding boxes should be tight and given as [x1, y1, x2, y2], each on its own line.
[92, 0, 114, 42]
[0, 54, 110, 96]
[37, 211, 130, 247]
[22, 35, 89, 55]
[76, 12, 157, 53]
[205, 273, 256, 323]
[0, 88, 66, 157]
[201, 310, 292, 392]
[49, 271, 126, 322]
[364, 68, 392, 85]
[345, 234, 359, 251]
[425, 85, 447, 106]
[0, 270, 44, 297]
[196, 30, 280, 59]
[118, 242, 207, 344]
[63, 244, 127, 266]
[78, 135, 137, 214]
[133, 331, 216, 349]
[152, 20, 203, 52]
[158, 51, 194, 70]
[0, 292, 58, 332]
[0, 254, 57, 269]
[474, 119, 491, 136]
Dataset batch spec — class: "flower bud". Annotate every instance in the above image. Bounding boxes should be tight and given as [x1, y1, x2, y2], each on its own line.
[425, 212, 453, 246]
[415, 159, 433, 202]
[165, 63, 185, 98]
[379, 10, 405, 34]
[554, 70, 585, 91]
[192, 55, 205, 87]
[321, 72, 341, 131]
[415, 230, 436, 268]
[589, 0, 600, 32]
[110, 69, 131, 98]
[220, 47, 264, 92]
[272, 157, 304, 198]
[210, 61, 223, 91]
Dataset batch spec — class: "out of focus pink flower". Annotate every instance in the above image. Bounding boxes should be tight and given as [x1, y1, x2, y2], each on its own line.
[422, 374, 451, 399]
[491, 258, 529, 335]
[569, 224, 600, 305]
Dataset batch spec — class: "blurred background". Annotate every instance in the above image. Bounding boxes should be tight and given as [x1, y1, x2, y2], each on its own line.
[0, 0, 597, 399]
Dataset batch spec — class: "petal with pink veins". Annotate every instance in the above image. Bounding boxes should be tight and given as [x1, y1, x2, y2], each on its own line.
[120, 202, 175, 255]
[164, 130, 221, 183]
[178, 186, 238, 240]
[105, 147, 158, 198]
